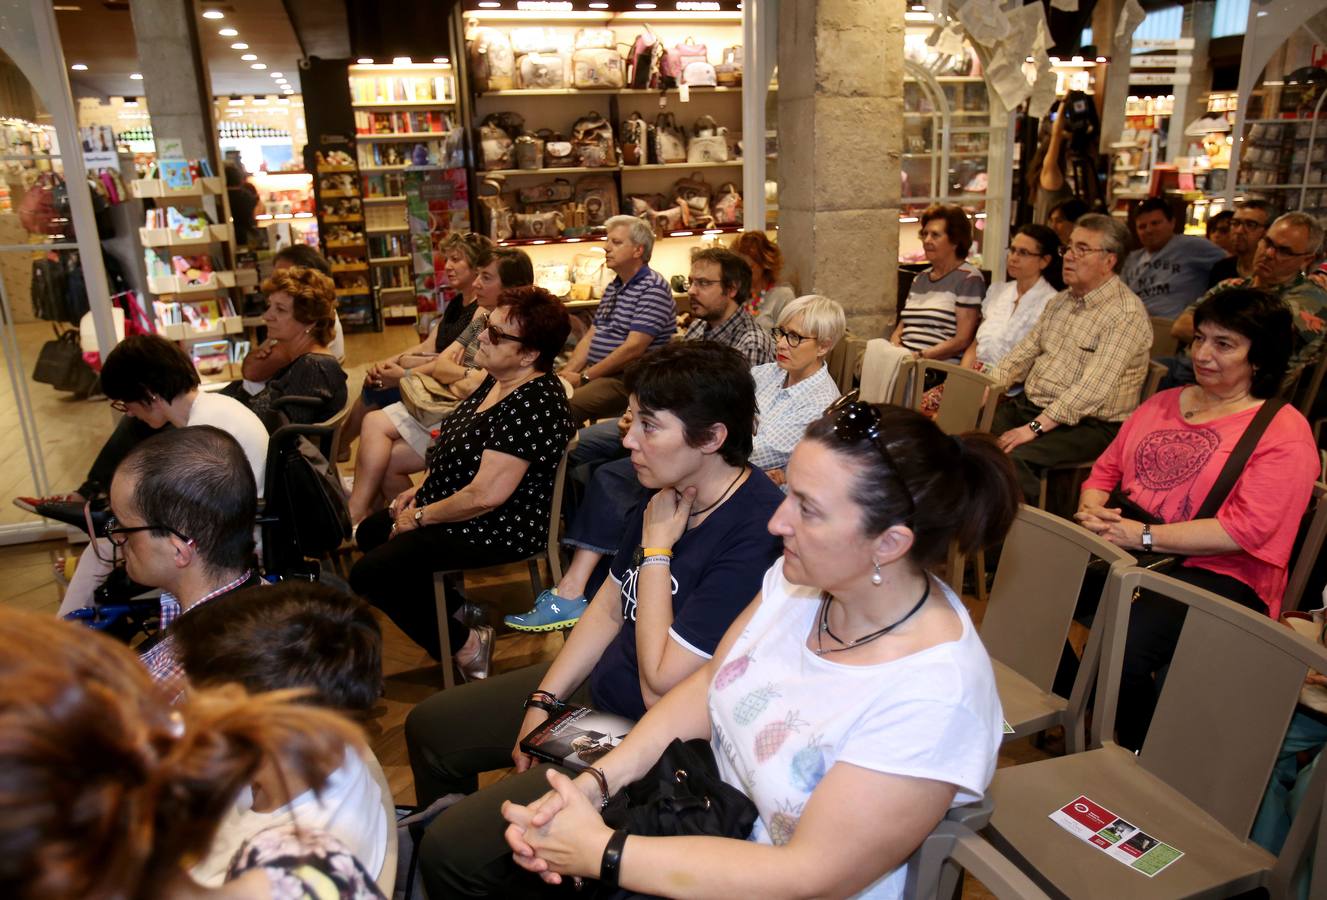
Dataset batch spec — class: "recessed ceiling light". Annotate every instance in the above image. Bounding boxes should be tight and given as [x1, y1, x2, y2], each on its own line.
[478, 1, 500, 7]
[356, 58, 373, 64]
[433, 57, 449, 64]
[230, 42, 247, 49]
[250, 63, 267, 70]
[70, 63, 87, 71]
[270, 72, 283, 78]
[392, 57, 412, 65]
[227, 97, 243, 106]
[202, 9, 224, 19]
[253, 97, 268, 104]
[129, 73, 143, 80]
[634, 2, 656, 7]
[53, 5, 82, 10]
[123, 97, 139, 106]
[218, 27, 237, 36]
[589, 2, 608, 6]
[240, 53, 257, 61]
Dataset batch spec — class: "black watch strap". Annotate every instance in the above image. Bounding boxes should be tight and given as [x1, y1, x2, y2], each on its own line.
[599, 829, 629, 888]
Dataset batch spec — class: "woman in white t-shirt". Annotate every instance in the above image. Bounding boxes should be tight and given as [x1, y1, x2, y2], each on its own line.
[961, 223, 1062, 373]
[501, 403, 1019, 899]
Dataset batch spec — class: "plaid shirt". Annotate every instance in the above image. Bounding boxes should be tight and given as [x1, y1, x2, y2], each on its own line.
[989, 275, 1151, 425]
[684, 307, 776, 367]
[140, 570, 256, 699]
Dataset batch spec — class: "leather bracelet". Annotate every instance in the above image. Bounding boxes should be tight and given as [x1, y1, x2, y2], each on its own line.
[523, 690, 561, 714]
[585, 766, 610, 810]
[599, 828, 628, 888]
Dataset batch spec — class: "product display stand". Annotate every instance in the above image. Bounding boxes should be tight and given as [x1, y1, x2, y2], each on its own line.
[312, 142, 375, 331]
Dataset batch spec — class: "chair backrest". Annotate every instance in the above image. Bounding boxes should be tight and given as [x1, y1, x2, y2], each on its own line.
[363, 750, 399, 895]
[1096, 566, 1327, 842]
[1149, 316, 1178, 358]
[980, 506, 1134, 692]
[905, 359, 1000, 434]
[1139, 359, 1166, 403]
[1294, 346, 1327, 417]
[1284, 481, 1327, 613]
[825, 334, 865, 395]
[544, 434, 578, 586]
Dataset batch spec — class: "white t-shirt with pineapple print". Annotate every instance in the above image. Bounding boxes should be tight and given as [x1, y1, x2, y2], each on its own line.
[707, 559, 1003, 899]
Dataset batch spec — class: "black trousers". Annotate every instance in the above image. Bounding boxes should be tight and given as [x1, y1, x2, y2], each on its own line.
[1055, 564, 1263, 752]
[79, 416, 167, 498]
[349, 510, 527, 657]
[990, 393, 1120, 505]
[406, 663, 594, 898]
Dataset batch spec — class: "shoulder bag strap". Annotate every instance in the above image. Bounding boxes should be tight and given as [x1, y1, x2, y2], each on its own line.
[1193, 397, 1286, 521]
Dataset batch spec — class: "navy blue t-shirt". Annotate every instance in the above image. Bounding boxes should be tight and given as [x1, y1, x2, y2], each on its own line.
[588, 468, 785, 720]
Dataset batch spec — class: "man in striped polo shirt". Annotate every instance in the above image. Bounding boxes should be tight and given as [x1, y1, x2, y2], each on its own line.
[560, 216, 678, 423]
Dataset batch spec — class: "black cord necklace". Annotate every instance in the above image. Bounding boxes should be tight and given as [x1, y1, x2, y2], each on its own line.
[815, 577, 932, 656]
[680, 466, 746, 518]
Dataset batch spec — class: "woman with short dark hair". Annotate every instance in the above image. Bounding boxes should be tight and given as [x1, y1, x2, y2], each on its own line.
[350, 285, 575, 675]
[1076, 287, 1320, 748]
[404, 341, 786, 899]
[890, 203, 984, 364]
[500, 403, 1018, 898]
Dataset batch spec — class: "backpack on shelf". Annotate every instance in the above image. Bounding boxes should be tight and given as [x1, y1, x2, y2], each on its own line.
[572, 47, 625, 89]
[671, 173, 715, 228]
[510, 26, 563, 55]
[627, 27, 662, 89]
[575, 28, 616, 50]
[540, 129, 577, 168]
[687, 116, 729, 163]
[572, 111, 616, 168]
[653, 113, 687, 164]
[575, 174, 619, 227]
[716, 46, 743, 86]
[681, 60, 717, 87]
[468, 28, 515, 92]
[518, 52, 567, 90]
[663, 40, 708, 85]
[479, 113, 523, 171]
[518, 177, 574, 206]
[620, 112, 652, 165]
[627, 193, 667, 218]
[713, 182, 743, 226]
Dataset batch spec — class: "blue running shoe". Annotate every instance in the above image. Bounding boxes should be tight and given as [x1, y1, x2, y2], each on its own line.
[504, 589, 588, 632]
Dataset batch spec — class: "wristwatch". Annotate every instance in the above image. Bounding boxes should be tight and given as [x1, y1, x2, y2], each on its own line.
[414, 508, 425, 527]
[1027, 419, 1044, 437]
[580, 372, 591, 386]
[1141, 523, 1153, 551]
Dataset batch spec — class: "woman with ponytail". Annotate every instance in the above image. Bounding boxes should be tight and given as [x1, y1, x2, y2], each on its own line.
[501, 403, 1019, 899]
[0, 608, 385, 899]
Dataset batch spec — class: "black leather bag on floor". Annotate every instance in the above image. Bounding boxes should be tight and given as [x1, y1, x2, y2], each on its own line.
[32, 327, 96, 395]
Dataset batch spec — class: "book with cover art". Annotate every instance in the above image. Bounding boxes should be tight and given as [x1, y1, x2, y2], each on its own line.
[519, 705, 634, 771]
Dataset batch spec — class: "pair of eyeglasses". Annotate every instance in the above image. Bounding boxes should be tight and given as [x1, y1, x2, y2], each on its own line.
[1260, 235, 1314, 258]
[484, 323, 529, 346]
[1231, 218, 1267, 231]
[87, 508, 193, 564]
[687, 276, 722, 290]
[1058, 244, 1109, 258]
[821, 399, 916, 520]
[772, 326, 814, 348]
[1007, 246, 1046, 259]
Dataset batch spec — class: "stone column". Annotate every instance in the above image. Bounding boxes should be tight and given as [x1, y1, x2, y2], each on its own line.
[129, 0, 217, 169]
[777, 0, 904, 338]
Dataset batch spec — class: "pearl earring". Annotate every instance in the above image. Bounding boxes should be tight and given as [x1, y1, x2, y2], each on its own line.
[871, 562, 883, 586]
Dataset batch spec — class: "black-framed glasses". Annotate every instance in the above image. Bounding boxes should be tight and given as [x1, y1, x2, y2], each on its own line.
[105, 515, 192, 548]
[1231, 217, 1267, 231]
[822, 399, 916, 520]
[773, 326, 814, 348]
[1260, 235, 1313, 258]
[483, 323, 529, 346]
[1007, 246, 1047, 259]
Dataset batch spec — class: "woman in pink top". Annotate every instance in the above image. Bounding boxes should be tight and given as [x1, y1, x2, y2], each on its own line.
[1075, 287, 1319, 749]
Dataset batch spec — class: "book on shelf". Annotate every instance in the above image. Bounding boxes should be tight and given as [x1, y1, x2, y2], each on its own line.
[350, 75, 454, 105]
[354, 109, 451, 135]
[519, 705, 633, 772]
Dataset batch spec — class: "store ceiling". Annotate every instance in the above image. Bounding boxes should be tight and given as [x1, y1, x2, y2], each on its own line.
[57, 0, 304, 100]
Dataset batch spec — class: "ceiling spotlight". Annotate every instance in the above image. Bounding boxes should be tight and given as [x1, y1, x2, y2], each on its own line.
[202, 9, 224, 19]
[227, 96, 243, 106]
[433, 57, 449, 64]
[253, 97, 268, 104]
[218, 27, 237, 36]
[250, 63, 267, 70]
[230, 42, 248, 49]
[634, 2, 657, 8]
[356, 57, 373, 64]
[270, 71, 283, 77]
[589, 2, 609, 6]
[392, 57, 412, 65]
[70, 63, 88, 71]
[129, 72, 143, 80]
[478, 1, 500, 7]
[123, 97, 139, 106]
[240, 53, 257, 61]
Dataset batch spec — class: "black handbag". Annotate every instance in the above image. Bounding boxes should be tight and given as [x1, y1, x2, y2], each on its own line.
[593, 739, 757, 899]
[32, 326, 96, 395]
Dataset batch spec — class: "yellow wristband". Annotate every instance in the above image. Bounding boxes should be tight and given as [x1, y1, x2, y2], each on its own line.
[641, 547, 673, 558]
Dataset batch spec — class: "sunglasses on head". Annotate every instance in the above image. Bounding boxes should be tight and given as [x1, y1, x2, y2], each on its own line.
[821, 398, 917, 520]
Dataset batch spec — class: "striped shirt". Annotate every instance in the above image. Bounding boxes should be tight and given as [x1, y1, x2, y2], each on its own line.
[683, 307, 776, 367]
[989, 275, 1152, 425]
[898, 264, 985, 360]
[587, 265, 677, 366]
[749, 362, 841, 471]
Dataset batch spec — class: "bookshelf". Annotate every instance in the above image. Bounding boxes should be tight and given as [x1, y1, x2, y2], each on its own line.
[312, 148, 375, 330]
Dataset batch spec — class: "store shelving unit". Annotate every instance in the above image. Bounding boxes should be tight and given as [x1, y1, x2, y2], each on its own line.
[312, 152, 374, 330]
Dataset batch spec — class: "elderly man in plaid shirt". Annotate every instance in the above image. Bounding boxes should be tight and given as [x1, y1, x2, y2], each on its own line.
[988, 213, 1152, 503]
[107, 427, 262, 698]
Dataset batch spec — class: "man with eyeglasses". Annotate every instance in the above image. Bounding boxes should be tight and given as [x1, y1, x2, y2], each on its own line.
[1121, 198, 1227, 319]
[114, 426, 262, 696]
[681, 247, 775, 366]
[1167, 212, 1327, 386]
[1208, 200, 1273, 287]
[988, 214, 1152, 503]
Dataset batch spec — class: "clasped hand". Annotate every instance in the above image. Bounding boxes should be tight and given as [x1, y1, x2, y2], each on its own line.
[365, 359, 407, 390]
[1073, 504, 1144, 549]
[642, 484, 697, 550]
[502, 769, 613, 885]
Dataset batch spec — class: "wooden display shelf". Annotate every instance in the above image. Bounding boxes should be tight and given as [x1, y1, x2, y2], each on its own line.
[624, 161, 742, 171]
[139, 223, 232, 247]
[321, 215, 364, 224]
[484, 165, 620, 176]
[130, 176, 223, 199]
[330, 263, 369, 273]
[378, 286, 414, 295]
[363, 195, 408, 204]
[478, 86, 740, 98]
[335, 287, 372, 297]
[358, 132, 449, 141]
[316, 166, 359, 173]
[161, 316, 243, 341]
[370, 256, 411, 265]
[360, 165, 412, 173]
[320, 190, 361, 199]
[495, 225, 741, 248]
[353, 100, 454, 109]
[366, 226, 410, 234]
[325, 240, 367, 249]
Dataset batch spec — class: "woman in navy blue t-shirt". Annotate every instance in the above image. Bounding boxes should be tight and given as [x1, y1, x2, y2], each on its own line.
[404, 342, 784, 898]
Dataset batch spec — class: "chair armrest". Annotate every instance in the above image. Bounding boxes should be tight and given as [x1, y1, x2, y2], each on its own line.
[948, 825, 1051, 900]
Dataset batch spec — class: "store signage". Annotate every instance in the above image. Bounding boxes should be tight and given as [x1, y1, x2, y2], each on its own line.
[676, 1, 723, 9]
[1130, 54, 1191, 68]
[1131, 38, 1195, 51]
[1130, 71, 1191, 85]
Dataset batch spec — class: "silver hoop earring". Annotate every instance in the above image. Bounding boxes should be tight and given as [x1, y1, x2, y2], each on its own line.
[871, 562, 883, 586]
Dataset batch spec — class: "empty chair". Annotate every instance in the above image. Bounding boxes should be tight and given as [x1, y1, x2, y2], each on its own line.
[984, 565, 1327, 898]
[1284, 481, 1327, 613]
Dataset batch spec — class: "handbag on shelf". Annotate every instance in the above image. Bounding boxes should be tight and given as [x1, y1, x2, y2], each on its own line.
[575, 175, 619, 227]
[518, 177, 574, 206]
[572, 47, 625, 89]
[399, 372, 464, 428]
[620, 112, 652, 166]
[653, 113, 687, 164]
[514, 134, 544, 170]
[686, 116, 729, 163]
[467, 28, 515, 92]
[513, 210, 565, 239]
[573, 111, 616, 168]
[713, 182, 743, 226]
[517, 52, 567, 90]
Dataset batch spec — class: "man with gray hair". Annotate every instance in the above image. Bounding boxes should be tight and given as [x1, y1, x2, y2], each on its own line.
[988, 213, 1152, 502]
[1169, 210, 1327, 385]
[559, 215, 677, 422]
